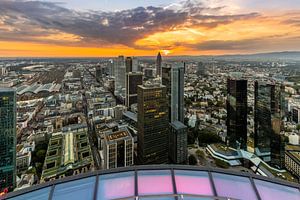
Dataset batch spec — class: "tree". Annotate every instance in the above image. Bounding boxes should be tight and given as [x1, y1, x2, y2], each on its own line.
[196, 149, 205, 159]
[189, 155, 197, 165]
[36, 149, 46, 160]
[296, 124, 300, 131]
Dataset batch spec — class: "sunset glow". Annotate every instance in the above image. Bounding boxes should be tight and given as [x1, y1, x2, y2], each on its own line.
[0, 0, 300, 57]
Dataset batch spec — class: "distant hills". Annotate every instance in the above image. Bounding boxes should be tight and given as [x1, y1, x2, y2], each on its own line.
[215, 51, 300, 61]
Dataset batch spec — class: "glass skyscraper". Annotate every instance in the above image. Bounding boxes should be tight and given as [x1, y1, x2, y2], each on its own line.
[270, 83, 286, 169]
[137, 83, 169, 164]
[226, 78, 248, 150]
[254, 81, 274, 160]
[171, 63, 185, 123]
[0, 88, 16, 192]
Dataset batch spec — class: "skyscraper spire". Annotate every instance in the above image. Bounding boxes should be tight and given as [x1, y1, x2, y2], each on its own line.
[156, 51, 162, 77]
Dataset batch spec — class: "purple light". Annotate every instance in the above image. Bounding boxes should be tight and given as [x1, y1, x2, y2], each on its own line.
[254, 179, 300, 200]
[138, 170, 173, 195]
[175, 170, 213, 196]
[212, 173, 258, 200]
[98, 172, 135, 199]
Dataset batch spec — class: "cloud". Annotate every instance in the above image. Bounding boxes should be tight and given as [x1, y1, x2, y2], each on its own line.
[0, 0, 259, 48]
[193, 35, 300, 52]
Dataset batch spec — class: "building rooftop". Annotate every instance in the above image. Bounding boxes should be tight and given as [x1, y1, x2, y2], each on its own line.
[105, 130, 129, 142]
[4, 165, 300, 200]
[170, 120, 187, 130]
[41, 129, 93, 181]
[0, 87, 15, 92]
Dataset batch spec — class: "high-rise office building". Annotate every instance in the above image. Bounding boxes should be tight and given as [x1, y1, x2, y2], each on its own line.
[169, 121, 187, 164]
[162, 65, 172, 121]
[270, 83, 285, 169]
[132, 57, 139, 72]
[137, 83, 169, 164]
[254, 82, 275, 161]
[171, 63, 185, 123]
[226, 78, 248, 150]
[95, 65, 103, 79]
[114, 56, 126, 98]
[196, 62, 205, 76]
[125, 57, 133, 73]
[125, 72, 143, 108]
[0, 88, 16, 192]
[254, 81, 285, 163]
[103, 127, 134, 169]
[156, 52, 162, 77]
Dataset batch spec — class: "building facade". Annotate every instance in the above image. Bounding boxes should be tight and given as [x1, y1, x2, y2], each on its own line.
[226, 78, 248, 150]
[125, 57, 133, 73]
[285, 145, 300, 181]
[114, 56, 126, 99]
[0, 88, 16, 192]
[254, 82, 285, 165]
[162, 65, 172, 121]
[169, 121, 187, 164]
[292, 107, 300, 124]
[270, 83, 286, 169]
[196, 62, 205, 76]
[137, 83, 169, 164]
[171, 63, 185, 123]
[103, 128, 134, 169]
[125, 72, 143, 109]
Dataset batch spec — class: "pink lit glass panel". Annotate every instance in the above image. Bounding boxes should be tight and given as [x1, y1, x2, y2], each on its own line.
[174, 170, 213, 196]
[138, 170, 173, 195]
[97, 172, 135, 199]
[212, 173, 258, 200]
[254, 179, 300, 200]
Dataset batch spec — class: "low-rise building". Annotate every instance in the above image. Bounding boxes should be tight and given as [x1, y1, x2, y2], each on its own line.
[41, 127, 94, 182]
[103, 127, 134, 169]
[285, 145, 300, 181]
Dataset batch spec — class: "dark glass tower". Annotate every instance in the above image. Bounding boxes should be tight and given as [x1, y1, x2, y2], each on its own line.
[162, 64, 171, 121]
[171, 64, 185, 123]
[125, 72, 143, 108]
[270, 83, 285, 169]
[156, 52, 162, 77]
[125, 57, 133, 73]
[254, 82, 273, 160]
[226, 78, 247, 150]
[0, 88, 16, 192]
[137, 83, 169, 164]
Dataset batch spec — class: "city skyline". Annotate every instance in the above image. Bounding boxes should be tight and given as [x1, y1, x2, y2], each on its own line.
[0, 0, 300, 57]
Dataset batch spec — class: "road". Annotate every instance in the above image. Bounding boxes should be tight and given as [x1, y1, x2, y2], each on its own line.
[81, 69, 102, 170]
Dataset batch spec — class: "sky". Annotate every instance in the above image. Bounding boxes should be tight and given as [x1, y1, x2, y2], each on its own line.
[0, 0, 300, 57]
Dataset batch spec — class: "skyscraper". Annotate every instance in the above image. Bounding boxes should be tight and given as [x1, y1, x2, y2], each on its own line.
[171, 63, 185, 123]
[162, 64, 172, 121]
[132, 57, 139, 72]
[196, 62, 205, 76]
[125, 57, 133, 73]
[254, 81, 285, 167]
[156, 52, 162, 77]
[169, 121, 187, 164]
[0, 88, 16, 192]
[226, 78, 247, 150]
[137, 83, 169, 164]
[270, 83, 285, 169]
[125, 72, 143, 109]
[114, 56, 126, 98]
[254, 82, 274, 161]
